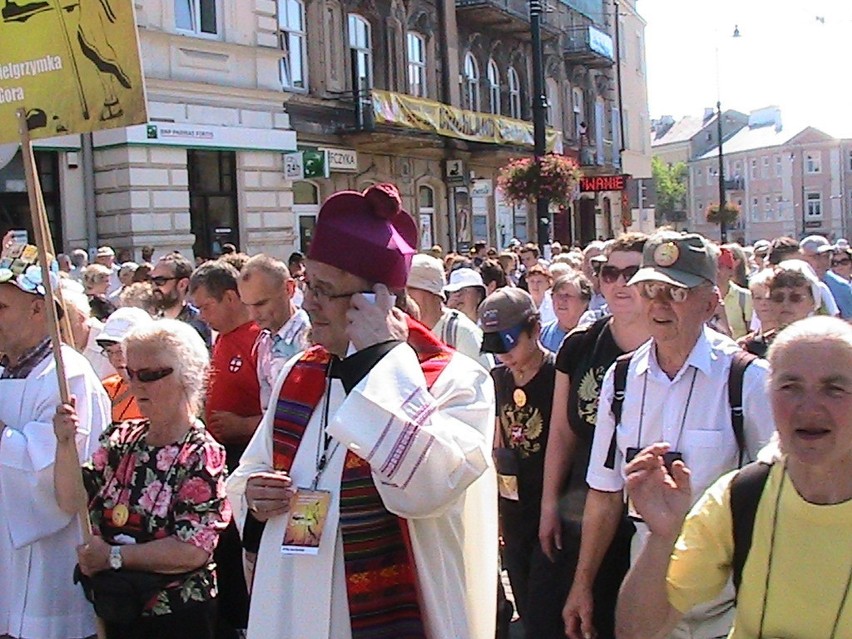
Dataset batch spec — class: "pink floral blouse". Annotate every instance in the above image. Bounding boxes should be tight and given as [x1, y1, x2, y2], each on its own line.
[83, 419, 232, 616]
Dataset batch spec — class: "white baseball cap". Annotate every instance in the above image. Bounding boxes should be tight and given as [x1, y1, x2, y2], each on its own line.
[96, 307, 154, 346]
[443, 267, 486, 294]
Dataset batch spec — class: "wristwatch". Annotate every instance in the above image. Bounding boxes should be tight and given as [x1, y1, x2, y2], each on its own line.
[109, 545, 123, 570]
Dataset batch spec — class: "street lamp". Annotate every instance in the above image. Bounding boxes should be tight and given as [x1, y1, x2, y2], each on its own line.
[716, 100, 727, 242]
[714, 25, 740, 243]
[529, 0, 549, 252]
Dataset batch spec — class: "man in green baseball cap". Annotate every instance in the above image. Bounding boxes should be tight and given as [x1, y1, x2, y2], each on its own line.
[627, 231, 717, 290]
[570, 229, 774, 639]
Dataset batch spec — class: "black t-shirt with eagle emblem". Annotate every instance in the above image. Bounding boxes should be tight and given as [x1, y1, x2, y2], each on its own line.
[491, 351, 556, 537]
[555, 316, 624, 523]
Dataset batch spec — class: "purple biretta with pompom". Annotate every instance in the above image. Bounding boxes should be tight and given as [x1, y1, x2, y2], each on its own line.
[307, 183, 418, 289]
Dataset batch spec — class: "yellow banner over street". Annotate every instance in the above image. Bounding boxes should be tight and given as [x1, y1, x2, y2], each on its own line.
[0, 0, 147, 143]
[371, 89, 561, 152]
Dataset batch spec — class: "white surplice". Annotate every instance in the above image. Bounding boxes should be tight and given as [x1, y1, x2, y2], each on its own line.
[0, 345, 110, 639]
[227, 343, 498, 639]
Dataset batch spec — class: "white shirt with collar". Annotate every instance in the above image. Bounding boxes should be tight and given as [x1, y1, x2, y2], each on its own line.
[255, 308, 311, 410]
[587, 326, 775, 503]
[587, 326, 777, 637]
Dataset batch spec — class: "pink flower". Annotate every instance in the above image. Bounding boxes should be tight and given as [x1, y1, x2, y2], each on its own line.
[177, 477, 213, 504]
[155, 446, 179, 472]
[202, 442, 226, 476]
[139, 481, 173, 519]
[91, 447, 108, 471]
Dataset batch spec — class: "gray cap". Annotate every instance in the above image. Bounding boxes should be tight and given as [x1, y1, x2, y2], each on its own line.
[628, 231, 717, 289]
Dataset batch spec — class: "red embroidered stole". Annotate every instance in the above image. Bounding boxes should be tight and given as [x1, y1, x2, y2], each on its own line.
[271, 319, 452, 639]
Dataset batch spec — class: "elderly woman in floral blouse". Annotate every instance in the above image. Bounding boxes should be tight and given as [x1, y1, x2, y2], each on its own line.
[53, 319, 230, 639]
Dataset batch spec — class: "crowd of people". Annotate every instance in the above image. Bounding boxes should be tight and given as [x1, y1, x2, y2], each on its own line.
[0, 184, 849, 639]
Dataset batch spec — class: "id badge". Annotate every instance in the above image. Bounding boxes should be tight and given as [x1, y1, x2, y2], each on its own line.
[497, 474, 520, 501]
[281, 489, 331, 556]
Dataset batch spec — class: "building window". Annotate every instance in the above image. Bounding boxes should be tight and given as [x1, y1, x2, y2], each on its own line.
[572, 87, 585, 140]
[749, 158, 757, 180]
[418, 185, 435, 250]
[696, 200, 702, 218]
[805, 151, 821, 174]
[487, 59, 500, 115]
[279, 0, 306, 90]
[175, 0, 218, 35]
[545, 78, 559, 127]
[463, 52, 480, 111]
[407, 32, 426, 97]
[734, 160, 742, 176]
[508, 66, 521, 119]
[348, 14, 372, 91]
[847, 149, 852, 171]
[764, 194, 772, 219]
[762, 157, 769, 179]
[806, 192, 822, 218]
[775, 155, 782, 177]
[707, 166, 714, 182]
[694, 167, 702, 186]
[752, 196, 760, 222]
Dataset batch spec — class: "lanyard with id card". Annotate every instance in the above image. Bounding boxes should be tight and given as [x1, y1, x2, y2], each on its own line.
[281, 372, 337, 556]
[624, 368, 696, 522]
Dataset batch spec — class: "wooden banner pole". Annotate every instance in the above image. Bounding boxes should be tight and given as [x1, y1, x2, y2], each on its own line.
[16, 108, 105, 639]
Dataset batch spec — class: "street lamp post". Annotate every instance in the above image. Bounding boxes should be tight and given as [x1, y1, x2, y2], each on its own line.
[716, 100, 727, 243]
[530, 0, 549, 253]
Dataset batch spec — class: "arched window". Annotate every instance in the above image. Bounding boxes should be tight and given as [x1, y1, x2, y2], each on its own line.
[487, 59, 500, 115]
[573, 86, 585, 139]
[463, 52, 480, 112]
[545, 77, 560, 127]
[348, 14, 372, 90]
[407, 32, 427, 97]
[293, 181, 319, 204]
[418, 185, 436, 250]
[508, 66, 521, 119]
[278, 0, 306, 90]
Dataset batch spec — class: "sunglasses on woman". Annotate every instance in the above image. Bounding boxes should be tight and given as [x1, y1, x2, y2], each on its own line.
[126, 367, 174, 383]
[831, 258, 851, 267]
[767, 291, 808, 305]
[599, 264, 640, 284]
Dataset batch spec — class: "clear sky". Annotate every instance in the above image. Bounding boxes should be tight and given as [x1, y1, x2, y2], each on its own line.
[641, 0, 852, 138]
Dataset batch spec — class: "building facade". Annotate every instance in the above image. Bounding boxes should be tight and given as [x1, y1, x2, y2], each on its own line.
[0, 0, 653, 259]
[655, 107, 852, 244]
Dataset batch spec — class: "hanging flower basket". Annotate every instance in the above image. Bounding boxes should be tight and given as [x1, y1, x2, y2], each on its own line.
[497, 154, 582, 208]
[706, 203, 740, 225]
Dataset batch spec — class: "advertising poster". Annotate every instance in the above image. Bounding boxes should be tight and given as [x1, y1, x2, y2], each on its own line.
[0, 0, 147, 143]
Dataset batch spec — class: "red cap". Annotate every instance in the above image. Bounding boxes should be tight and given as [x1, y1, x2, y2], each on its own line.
[308, 184, 417, 289]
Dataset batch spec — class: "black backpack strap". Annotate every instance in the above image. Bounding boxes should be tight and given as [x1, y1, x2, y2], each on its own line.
[604, 353, 634, 470]
[728, 350, 758, 467]
[730, 461, 772, 596]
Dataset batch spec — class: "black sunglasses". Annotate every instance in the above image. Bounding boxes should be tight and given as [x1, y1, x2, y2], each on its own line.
[126, 367, 174, 383]
[599, 264, 640, 284]
[151, 276, 179, 287]
[831, 258, 851, 267]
